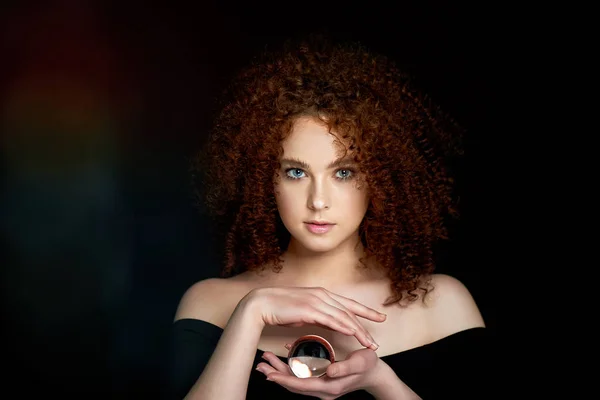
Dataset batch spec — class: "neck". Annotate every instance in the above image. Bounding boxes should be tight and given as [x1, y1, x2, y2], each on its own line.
[271, 236, 385, 289]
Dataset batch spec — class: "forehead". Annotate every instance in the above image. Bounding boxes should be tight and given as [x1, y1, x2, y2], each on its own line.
[281, 117, 348, 158]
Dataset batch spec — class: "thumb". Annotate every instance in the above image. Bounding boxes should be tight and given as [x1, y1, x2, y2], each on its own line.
[326, 355, 369, 378]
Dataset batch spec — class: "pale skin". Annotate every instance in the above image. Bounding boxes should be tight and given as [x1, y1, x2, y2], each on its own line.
[174, 117, 485, 399]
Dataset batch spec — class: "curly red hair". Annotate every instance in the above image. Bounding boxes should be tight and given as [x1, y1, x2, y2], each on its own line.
[193, 36, 464, 306]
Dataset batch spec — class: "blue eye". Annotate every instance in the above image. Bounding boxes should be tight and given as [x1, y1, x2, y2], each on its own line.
[284, 168, 355, 181]
[286, 168, 305, 179]
[336, 169, 353, 180]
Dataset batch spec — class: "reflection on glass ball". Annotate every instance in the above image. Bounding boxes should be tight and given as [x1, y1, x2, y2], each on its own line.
[287, 335, 335, 378]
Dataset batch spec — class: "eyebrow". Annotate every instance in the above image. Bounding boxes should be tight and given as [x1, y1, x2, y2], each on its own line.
[280, 156, 357, 170]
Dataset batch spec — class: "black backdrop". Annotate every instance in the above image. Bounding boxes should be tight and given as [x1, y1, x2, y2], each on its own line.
[1, 1, 506, 397]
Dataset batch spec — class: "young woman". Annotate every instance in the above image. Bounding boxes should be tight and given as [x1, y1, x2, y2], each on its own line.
[167, 36, 487, 399]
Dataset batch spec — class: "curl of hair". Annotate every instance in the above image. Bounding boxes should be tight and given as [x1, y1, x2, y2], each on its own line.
[192, 36, 464, 306]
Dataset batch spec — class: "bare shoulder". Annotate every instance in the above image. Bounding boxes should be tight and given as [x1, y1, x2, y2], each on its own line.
[173, 277, 252, 328]
[423, 273, 486, 337]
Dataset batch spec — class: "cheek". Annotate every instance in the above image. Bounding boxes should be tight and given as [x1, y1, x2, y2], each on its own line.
[355, 196, 369, 214]
[275, 187, 302, 217]
[345, 190, 369, 219]
[346, 195, 369, 224]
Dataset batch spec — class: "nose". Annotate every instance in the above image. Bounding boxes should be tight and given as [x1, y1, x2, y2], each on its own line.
[307, 179, 330, 211]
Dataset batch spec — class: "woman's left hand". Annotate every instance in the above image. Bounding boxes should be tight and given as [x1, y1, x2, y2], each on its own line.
[256, 344, 382, 400]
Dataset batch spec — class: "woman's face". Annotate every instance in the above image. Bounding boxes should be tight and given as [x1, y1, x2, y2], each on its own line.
[274, 117, 369, 254]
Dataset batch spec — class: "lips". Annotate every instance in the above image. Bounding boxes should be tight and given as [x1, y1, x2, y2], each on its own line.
[305, 220, 334, 225]
[304, 222, 335, 234]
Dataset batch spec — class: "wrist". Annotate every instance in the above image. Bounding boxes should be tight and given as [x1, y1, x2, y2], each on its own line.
[233, 288, 266, 331]
[365, 359, 420, 400]
[363, 359, 389, 394]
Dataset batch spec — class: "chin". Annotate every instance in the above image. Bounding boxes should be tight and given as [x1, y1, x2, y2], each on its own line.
[290, 233, 341, 254]
[302, 242, 338, 253]
[301, 243, 336, 254]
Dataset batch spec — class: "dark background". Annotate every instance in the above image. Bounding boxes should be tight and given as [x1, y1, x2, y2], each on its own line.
[1, 1, 508, 397]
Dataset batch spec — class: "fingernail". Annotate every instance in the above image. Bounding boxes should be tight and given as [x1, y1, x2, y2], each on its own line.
[370, 342, 379, 350]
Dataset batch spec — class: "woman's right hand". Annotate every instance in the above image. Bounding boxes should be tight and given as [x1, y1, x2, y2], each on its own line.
[243, 286, 386, 350]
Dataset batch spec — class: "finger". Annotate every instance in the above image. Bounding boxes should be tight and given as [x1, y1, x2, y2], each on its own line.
[315, 303, 375, 349]
[308, 310, 357, 337]
[266, 373, 329, 393]
[261, 351, 292, 374]
[325, 291, 387, 322]
[284, 343, 292, 350]
[321, 296, 377, 347]
[310, 289, 384, 347]
[256, 361, 278, 374]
